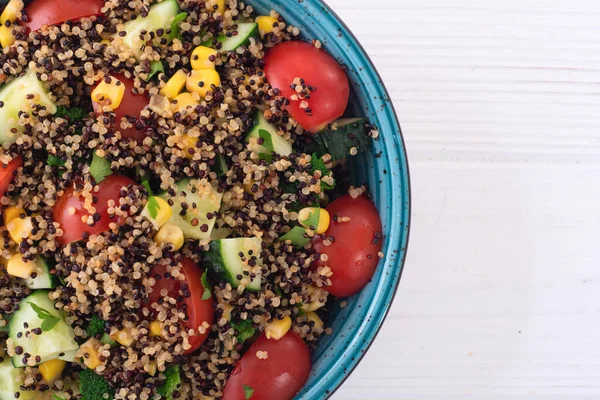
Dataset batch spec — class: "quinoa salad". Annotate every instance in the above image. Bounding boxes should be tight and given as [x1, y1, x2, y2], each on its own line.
[0, 0, 384, 399]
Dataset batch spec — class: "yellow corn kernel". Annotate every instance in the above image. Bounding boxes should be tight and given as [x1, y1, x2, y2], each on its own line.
[301, 285, 328, 312]
[265, 316, 292, 340]
[149, 321, 164, 338]
[186, 69, 221, 98]
[171, 92, 200, 113]
[144, 361, 157, 376]
[39, 359, 66, 384]
[141, 196, 172, 230]
[215, 0, 225, 14]
[91, 76, 126, 110]
[79, 339, 102, 369]
[298, 207, 330, 234]
[7, 215, 33, 244]
[100, 38, 111, 45]
[4, 206, 24, 225]
[190, 46, 218, 71]
[160, 70, 188, 100]
[0, 25, 15, 48]
[111, 329, 135, 347]
[0, 0, 23, 24]
[256, 15, 278, 36]
[306, 311, 324, 335]
[154, 223, 184, 251]
[6, 254, 35, 279]
[221, 304, 233, 321]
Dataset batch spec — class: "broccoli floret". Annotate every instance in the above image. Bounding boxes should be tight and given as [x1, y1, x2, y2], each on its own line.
[157, 365, 181, 400]
[86, 314, 105, 338]
[309, 153, 335, 190]
[54, 106, 87, 122]
[80, 368, 115, 400]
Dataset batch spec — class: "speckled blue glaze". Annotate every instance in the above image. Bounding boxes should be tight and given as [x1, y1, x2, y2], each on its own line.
[249, 0, 411, 398]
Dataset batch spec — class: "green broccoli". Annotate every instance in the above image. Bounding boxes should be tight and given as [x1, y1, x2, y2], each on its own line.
[230, 319, 255, 345]
[86, 314, 105, 337]
[80, 368, 115, 400]
[54, 106, 88, 122]
[309, 153, 335, 190]
[157, 365, 181, 400]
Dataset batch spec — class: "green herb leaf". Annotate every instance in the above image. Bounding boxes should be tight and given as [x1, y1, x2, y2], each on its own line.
[309, 153, 335, 190]
[52, 394, 66, 400]
[54, 106, 87, 122]
[231, 319, 255, 345]
[0, 324, 8, 332]
[41, 316, 60, 332]
[201, 270, 212, 300]
[28, 302, 53, 319]
[47, 154, 66, 167]
[279, 226, 310, 247]
[89, 152, 112, 183]
[273, 286, 285, 298]
[243, 385, 254, 399]
[147, 196, 160, 219]
[146, 60, 164, 82]
[157, 365, 181, 400]
[169, 12, 188, 42]
[141, 180, 154, 196]
[215, 153, 228, 176]
[257, 129, 274, 162]
[300, 208, 320, 230]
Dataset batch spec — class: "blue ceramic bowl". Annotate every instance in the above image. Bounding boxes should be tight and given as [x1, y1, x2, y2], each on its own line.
[250, 0, 411, 398]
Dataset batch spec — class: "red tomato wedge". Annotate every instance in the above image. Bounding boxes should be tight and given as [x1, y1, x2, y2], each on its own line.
[264, 41, 350, 133]
[25, 0, 105, 32]
[222, 331, 311, 400]
[0, 156, 22, 201]
[313, 194, 383, 297]
[53, 175, 135, 245]
[147, 258, 215, 354]
[92, 74, 150, 141]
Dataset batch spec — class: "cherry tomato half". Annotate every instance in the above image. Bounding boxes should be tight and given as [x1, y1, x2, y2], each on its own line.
[222, 331, 311, 400]
[147, 258, 215, 354]
[53, 175, 135, 245]
[313, 194, 383, 297]
[264, 41, 350, 133]
[25, 0, 105, 32]
[92, 74, 150, 141]
[0, 156, 22, 201]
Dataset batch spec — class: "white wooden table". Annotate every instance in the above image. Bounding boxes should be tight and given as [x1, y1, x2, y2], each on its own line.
[326, 0, 600, 398]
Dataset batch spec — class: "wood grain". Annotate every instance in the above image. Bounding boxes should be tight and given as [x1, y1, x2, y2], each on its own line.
[324, 0, 600, 398]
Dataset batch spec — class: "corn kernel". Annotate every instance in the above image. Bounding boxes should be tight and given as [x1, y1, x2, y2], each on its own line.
[215, 0, 225, 14]
[265, 316, 292, 340]
[111, 329, 135, 347]
[190, 46, 218, 70]
[144, 361, 157, 376]
[171, 92, 200, 113]
[0, 0, 23, 24]
[149, 321, 164, 338]
[301, 285, 328, 312]
[4, 206, 24, 225]
[6, 254, 35, 279]
[154, 223, 184, 251]
[298, 207, 330, 234]
[79, 338, 102, 369]
[256, 15, 278, 36]
[91, 76, 126, 110]
[306, 312, 324, 335]
[141, 196, 172, 229]
[221, 304, 233, 321]
[39, 359, 66, 384]
[160, 70, 188, 100]
[186, 69, 221, 98]
[6, 215, 33, 244]
[0, 25, 15, 48]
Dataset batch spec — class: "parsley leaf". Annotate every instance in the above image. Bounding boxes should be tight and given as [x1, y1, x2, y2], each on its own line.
[243, 385, 254, 399]
[146, 60, 164, 82]
[300, 208, 320, 230]
[52, 394, 66, 400]
[28, 302, 60, 332]
[169, 12, 188, 42]
[279, 226, 311, 247]
[47, 154, 66, 167]
[54, 106, 87, 122]
[89, 152, 112, 183]
[257, 129, 274, 162]
[309, 153, 335, 190]
[141, 180, 154, 196]
[201, 270, 212, 300]
[147, 196, 160, 219]
[231, 319, 255, 345]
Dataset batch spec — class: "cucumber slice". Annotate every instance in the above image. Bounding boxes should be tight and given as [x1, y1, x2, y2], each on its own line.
[246, 112, 293, 158]
[0, 358, 40, 400]
[203, 238, 262, 291]
[24, 256, 56, 290]
[160, 179, 223, 240]
[207, 23, 259, 51]
[8, 291, 79, 367]
[0, 70, 57, 144]
[118, 0, 180, 59]
[307, 118, 372, 161]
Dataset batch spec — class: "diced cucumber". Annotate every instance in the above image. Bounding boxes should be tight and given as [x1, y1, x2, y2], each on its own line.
[0, 70, 57, 144]
[8, 291, 79, 367]
[0, 358, 40, 400]
[160, 179, 223, 240]
[118, 0, 180, 59]
[246, 112, 293, 159]
[24, 256, 56, 290]
[206, 22, 259, 51]
[307, 118, 372, 161]
[203, 238, 262, 291]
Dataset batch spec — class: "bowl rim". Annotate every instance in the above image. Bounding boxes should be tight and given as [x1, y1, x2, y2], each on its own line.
[305, 1, 412, 398]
